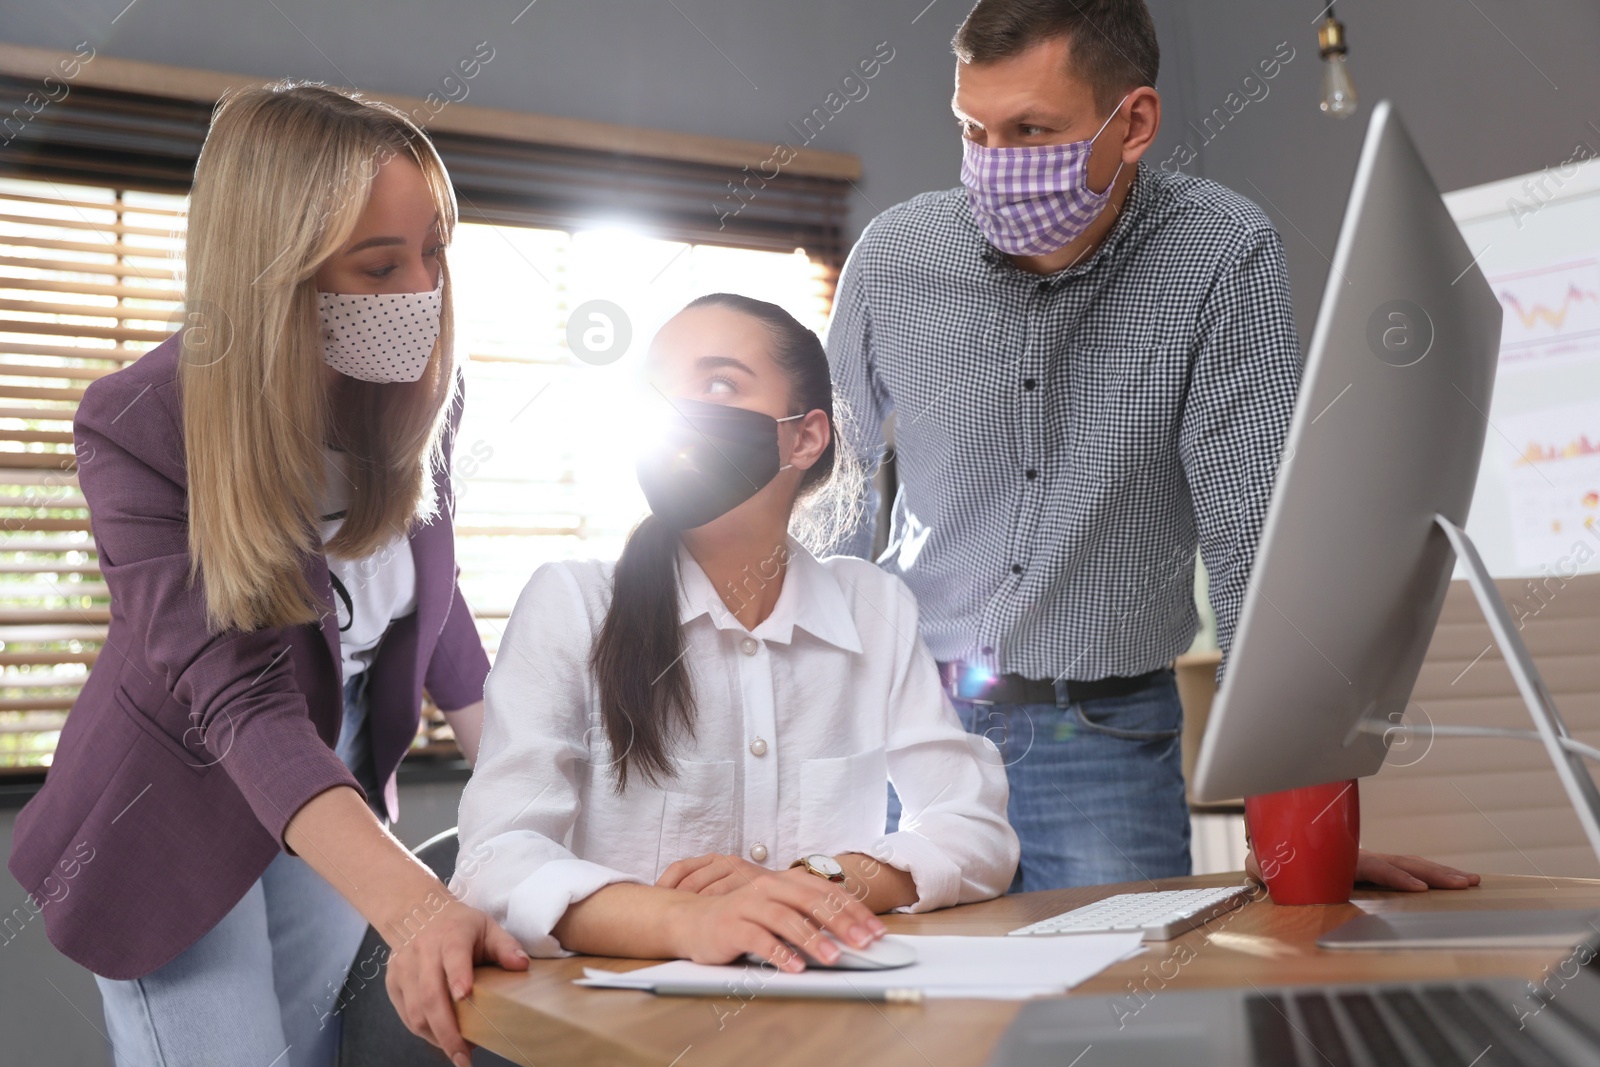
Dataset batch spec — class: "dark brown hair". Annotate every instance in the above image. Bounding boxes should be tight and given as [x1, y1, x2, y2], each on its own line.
[952, 0, 1160, 111]
[589, 293, 842, 791]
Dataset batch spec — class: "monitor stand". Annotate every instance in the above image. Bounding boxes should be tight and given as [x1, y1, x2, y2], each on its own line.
[1433, 514, 1600, 861]
[1317, 515, 1600, 951]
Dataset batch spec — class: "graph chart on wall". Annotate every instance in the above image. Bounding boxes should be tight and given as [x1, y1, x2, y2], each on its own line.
[1499, 402, 1600, 568]
[1446, 158, 1600, 577]
[1494, 259, 1600, 368]
[1484, 259, 1600, 567]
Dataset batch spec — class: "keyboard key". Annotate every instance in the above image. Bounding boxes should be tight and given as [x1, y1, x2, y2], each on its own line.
[1386, 989, 1467, 1065]
[1292, 993, 1355, 1067]
[1424, 987, 1536, 1067]
[1465, 986, 1575, 1067]
[1246, 994, 1301, 1066]
[1337, 992, 1411, 1066]
[1535, 996, 1600, 1059]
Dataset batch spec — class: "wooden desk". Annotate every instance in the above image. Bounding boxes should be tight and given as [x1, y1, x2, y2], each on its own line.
[458, 873, 1600, 1067]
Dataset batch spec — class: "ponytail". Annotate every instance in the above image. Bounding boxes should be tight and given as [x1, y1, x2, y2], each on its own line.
[588, 514, 694, 790]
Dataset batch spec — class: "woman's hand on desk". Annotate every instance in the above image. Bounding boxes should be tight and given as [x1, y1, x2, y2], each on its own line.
[659, 851, 920, 913]
[285, 785, 529, 1067]
[1354, 850, 1481, 892]
[382, 895, 530, 1065]
[663, 867, 888, 973]
[657, 852, 771, 896]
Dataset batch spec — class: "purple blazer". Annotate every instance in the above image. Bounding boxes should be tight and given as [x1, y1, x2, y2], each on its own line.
[6, 333, 491, 980]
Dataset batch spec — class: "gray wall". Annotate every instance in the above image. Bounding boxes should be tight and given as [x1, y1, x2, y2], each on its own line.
[2, 0, 1200, 249]
[1150, 0, 1600, 345]
[4, 0, 991, 241]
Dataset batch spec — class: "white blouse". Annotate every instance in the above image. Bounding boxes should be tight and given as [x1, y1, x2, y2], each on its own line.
[319, 447, 416, 683]
[449, 537, 1018, 958]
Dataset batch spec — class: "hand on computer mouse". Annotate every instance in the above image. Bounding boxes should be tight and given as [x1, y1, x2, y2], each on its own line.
[665, 867, 887, 973]
[757, 930, 917, 971]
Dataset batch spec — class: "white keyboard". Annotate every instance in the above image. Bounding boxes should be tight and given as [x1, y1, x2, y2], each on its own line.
[1007, 885, 1254, 941]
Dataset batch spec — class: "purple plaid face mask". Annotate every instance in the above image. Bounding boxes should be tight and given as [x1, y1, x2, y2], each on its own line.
[960, 93, 1131, 256]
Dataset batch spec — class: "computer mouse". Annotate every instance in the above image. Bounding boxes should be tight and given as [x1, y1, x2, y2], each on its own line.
[747, 932, 917, 971]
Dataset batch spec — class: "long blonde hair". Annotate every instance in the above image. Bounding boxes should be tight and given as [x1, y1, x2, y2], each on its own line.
[180, 81, 459, 633]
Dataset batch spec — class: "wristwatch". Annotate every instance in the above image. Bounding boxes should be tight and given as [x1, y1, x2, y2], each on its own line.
[790, 853, 846, 883]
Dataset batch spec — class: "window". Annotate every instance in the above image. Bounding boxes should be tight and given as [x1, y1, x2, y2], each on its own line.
[0, 177, 184, 771]
[0, 176, 835, 770]
[449, 223, 831, 656]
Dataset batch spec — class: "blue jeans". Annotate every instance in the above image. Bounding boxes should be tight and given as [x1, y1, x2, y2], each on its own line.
[890, 669, 1191, 892]
[96, 675, 383, 1067]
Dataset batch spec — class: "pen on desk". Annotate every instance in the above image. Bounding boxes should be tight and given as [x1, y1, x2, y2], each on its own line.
[650, 982, 924, 1004]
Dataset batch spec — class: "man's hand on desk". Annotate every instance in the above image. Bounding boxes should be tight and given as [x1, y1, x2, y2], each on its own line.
[1354, 850, 1481, 892]
[1245, 847, 1481, 892]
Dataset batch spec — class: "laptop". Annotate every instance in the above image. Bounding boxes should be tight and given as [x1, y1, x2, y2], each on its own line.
[986, 930, 1600, 1067]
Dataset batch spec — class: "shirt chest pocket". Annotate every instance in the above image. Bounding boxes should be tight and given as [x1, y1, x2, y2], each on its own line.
[1067, 343, 1169, 485]
[797, 748, 888, 854]
[660, 757, 737, 864]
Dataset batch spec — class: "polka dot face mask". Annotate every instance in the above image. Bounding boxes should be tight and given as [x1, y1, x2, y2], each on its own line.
[317, 273, 443, 383]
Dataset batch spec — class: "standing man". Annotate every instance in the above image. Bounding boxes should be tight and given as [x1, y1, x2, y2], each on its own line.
[827, 0, 1470, 893]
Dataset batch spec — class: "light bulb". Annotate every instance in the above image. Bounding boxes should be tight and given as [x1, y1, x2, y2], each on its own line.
[1316, 15, 1359, 119]
[1320, 53, 1359, 118]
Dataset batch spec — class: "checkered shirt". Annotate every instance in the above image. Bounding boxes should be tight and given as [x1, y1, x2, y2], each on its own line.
[825, 160, 1302, 682]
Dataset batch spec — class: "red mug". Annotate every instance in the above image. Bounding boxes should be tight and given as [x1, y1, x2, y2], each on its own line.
[1244, 778, 1360, 905]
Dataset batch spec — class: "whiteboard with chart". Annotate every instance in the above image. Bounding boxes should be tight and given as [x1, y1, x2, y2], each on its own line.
[1444, 154, 1600, 578]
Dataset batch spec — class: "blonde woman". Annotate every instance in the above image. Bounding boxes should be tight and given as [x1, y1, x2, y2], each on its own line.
[5, 84, 525, 1067]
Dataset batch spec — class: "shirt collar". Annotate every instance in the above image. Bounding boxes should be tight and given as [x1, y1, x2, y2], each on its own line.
[964, 159, 1153, 280]
[675, 535, 864, 653]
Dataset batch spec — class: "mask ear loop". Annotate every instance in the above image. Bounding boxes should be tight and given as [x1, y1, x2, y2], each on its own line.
[1089, 91, 1134, 144]
[775, 412, 807, 473]
[1086, 91, 1134, 197]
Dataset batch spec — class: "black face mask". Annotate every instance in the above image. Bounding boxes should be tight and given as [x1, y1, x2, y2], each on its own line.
[635, 398, 802, 530]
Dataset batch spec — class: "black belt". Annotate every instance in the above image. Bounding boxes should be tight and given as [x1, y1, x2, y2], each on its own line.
[937, 661, 1168, 706]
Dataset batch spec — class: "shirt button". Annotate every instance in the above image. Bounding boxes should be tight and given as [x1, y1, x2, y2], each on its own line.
[739, 637, 759, 656]
[1023, 378, 1037, 391]
[1011, 563, 1023, 575]
[749, 737, 768, 757]
[749, 843, 769, 862]
[1025, 469, 1038, 480]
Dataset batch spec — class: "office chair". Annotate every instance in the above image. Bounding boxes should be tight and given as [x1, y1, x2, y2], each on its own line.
[336, 827, 517, 1067]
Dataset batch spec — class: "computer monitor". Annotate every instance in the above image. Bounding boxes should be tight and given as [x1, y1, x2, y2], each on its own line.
[1191, 102, 1600, 864]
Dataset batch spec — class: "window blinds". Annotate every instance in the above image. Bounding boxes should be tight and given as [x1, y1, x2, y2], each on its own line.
[0, 74, 852, 266]
[0, 177, 183, 768]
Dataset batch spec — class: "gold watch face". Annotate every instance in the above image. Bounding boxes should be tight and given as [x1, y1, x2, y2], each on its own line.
[808, 853, 844, 878]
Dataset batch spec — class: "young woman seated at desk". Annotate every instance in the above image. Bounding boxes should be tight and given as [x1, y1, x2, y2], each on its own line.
[451, 294, 1020, 971]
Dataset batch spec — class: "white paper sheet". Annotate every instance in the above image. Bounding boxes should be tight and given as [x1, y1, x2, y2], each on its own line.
[574, 932, 1145, 1000]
